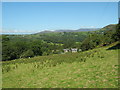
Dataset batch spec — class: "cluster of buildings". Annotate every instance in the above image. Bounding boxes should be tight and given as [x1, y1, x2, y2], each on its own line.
[51, 48, 82, 54]
[63, 48, 82, 53]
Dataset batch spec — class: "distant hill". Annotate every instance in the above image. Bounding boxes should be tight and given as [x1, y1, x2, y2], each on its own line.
[36, 28, 101, 34]
[35, 24, 117, 34]
[98, 24, 117, 33]
[76, 28, 100, 32]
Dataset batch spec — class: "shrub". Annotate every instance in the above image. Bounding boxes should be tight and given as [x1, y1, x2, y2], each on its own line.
[20, 50, 34, 58]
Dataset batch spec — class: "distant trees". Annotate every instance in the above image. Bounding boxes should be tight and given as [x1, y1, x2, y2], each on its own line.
[2, 40, 29, 60]
[2, 36, 46, 61]
[30, 40, 42, 56]
[80, 24, 119, 51]
[20, 50, 34, 58]
[113, 23, 120, 41]
[39, 32, 89, 45]
[2, 35, 10, 43]
[2, 35, 64, 61]
[80, 33, 102, 51]
[2, 24, 119, 61]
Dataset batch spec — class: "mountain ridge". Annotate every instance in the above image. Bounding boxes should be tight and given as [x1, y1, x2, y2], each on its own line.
[35, 28, 101, 34]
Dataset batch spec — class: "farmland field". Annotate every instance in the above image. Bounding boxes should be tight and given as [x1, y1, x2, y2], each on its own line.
[2, 42, 119, 88]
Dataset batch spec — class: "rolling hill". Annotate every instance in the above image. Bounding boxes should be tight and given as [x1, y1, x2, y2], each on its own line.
[2, 42, 119, 88]
[36, 28, 100, 34]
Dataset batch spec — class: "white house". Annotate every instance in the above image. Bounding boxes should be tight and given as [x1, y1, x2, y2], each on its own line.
[63, 48, 78, 53]
[63, 49, 70, 53]
[71, 48, 77, 53]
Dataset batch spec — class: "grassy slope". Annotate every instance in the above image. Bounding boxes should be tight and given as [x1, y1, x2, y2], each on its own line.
[2, 42, 119, 88]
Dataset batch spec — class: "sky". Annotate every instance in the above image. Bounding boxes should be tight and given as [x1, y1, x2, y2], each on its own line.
[118, 1, 120, 18]
[2, 2, 118, 34]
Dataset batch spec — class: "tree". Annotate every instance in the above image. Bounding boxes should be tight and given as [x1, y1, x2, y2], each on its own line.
[115, 23, 120, 41]
[30, 40, 43, 56]
[2, 35, 10, 43]
[20, 50, 34, 58]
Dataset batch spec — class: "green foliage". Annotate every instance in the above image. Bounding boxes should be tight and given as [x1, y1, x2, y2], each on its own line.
[80, 24, 118, 51]
[30, 40, 42, 56]
[20, 50, 34, 58]
[2, 35, 10, 43]
[2, 40, 29, 61]
[35, 32, 89, 44]
[112, 23, 120, 41]
[2, 31, 89, 61]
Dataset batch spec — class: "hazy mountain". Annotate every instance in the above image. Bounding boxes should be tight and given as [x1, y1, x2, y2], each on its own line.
[36, 24, 117, 34]
[36, 28, 101, 34]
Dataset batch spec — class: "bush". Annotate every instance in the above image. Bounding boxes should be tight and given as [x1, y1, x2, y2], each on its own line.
[42, 52, 48, 56]
[20, 50, 34, 58]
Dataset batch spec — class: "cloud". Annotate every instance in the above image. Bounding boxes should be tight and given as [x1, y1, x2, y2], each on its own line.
[1, 29, 35, 34]
[90, 26, 96, 28]
[80, 26, 96, 28]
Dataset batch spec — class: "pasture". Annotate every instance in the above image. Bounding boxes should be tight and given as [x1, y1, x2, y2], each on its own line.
[2, 43, 119, 88]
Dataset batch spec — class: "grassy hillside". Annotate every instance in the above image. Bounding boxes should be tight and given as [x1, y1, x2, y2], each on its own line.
[2, 42, 119, 88]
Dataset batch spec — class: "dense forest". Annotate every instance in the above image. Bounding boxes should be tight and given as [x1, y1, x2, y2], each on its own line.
[1, 24, 120, 61]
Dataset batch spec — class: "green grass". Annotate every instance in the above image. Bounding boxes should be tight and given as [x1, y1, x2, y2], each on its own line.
[2, 42, 119, 88]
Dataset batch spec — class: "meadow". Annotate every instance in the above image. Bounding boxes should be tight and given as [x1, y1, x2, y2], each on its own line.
[2, 42, 119, 88]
